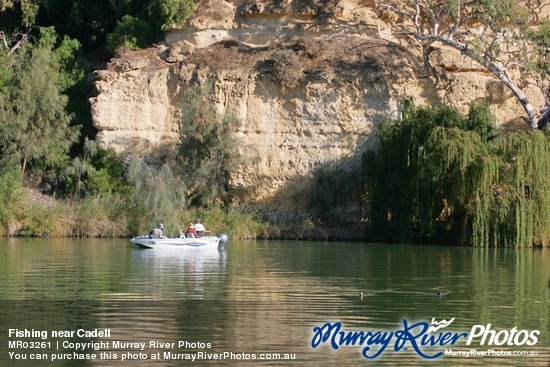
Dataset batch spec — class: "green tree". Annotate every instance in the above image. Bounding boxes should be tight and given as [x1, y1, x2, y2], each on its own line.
[0, 0, 40, 32]
[147, 0, 195, 31]
[106, 14, 151, 51]
[0, 157, 24, 233]
[376, 0, 549, 130]
[127, 156, 187, 233]
[178, 80, 240, 208]
[1, 0, 196, 53]
[60, 139, 131, 198]
[364, 100, 549, 247]
[106, 0, 195, 52]
[365, 100, 480, 242]
[0, 27, 78, 176]
[0, 0, 46, 59]
[471, 131, 550, 247]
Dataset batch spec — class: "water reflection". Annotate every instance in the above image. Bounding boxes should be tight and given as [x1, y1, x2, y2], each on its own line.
[89, 247, 230, 301]
[0, 239, 548, 366]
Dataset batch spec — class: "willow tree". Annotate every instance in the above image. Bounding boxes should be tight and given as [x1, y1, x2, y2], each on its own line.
[473, 131, 549, 247]
[364, 100, 549, 247]
[127, 156, 187, 234]
[376, 0, 549, 130]
[365, 100, 489, 242]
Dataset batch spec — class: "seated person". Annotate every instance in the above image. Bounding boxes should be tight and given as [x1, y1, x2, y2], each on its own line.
[185, 223, 198, 238]
[194, 219, 206, 237]
[151, 223, 164, 238]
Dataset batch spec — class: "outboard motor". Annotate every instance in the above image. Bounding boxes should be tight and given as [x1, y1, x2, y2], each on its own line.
[217, 234, 229, 247]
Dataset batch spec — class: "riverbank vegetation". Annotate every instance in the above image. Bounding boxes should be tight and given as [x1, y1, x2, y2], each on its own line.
[8, 192, 265, 239]
[0, 1, 548, 246]
[364, 101, 549, 247]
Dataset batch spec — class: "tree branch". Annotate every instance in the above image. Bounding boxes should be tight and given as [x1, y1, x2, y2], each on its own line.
[0, 31, 30, 55]
[0, 31, 8, 51]
[376, 0, 546, 129]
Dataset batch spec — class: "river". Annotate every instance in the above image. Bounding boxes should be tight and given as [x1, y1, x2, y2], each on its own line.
[0, 238, 548, 366]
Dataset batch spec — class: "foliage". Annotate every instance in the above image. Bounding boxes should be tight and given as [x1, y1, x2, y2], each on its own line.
[0, 49, 12, 94]
[87, 148, 131, 197]
[35, 28, 88, 152]
[178, 80, 240, 208]
[38, 27, 84, 92]
[524, 19, 550, 128]
[178, 207, 265, 239]
[147, 0, 195, 31]
[126, 156, 187, 234]
[0, 157, 24, 233]
[11, 192, 264, 238]
[376, 0, 549, 129]
[0, 27, 79, 175]
[474, 131, 549, 247]
[106, 15, 152, 52]
[524, 19, 550, 77]
[57, 139, 132, 198]
[17, 196, 133, 237]
[365, 100, 482, 242]
[31, 0, 122, 52]
[70, 197, 131, 237]
[17, 201, 66, 237]
[364, 100, 549, 247]
[0, 0, 39, 28]
[106, 0, 195, 52]
[1, 0, 196, 53]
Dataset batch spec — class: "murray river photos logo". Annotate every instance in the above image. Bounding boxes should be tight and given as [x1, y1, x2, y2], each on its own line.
[310, 318, 540, 359]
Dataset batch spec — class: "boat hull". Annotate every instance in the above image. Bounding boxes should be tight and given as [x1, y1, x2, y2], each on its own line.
[130, 236, 222, 250]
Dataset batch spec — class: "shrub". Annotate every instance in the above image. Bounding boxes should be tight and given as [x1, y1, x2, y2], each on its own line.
[270, 49, 303, 89]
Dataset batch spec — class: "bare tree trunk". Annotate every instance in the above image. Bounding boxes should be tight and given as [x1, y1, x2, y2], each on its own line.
[486, 62, 540, 130]
[423, 35, 542, 130]
[22, 153, 28, 176]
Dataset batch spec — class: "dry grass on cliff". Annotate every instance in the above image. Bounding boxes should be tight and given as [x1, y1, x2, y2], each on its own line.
[183, 34, 416, 89]
[107, 46, 172, 72]
[188, 40, 267, 72]
[103, 25, 418, 93]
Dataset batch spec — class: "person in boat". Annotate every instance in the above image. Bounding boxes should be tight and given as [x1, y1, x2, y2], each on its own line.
[151, 223, 164, 239]
[185, 223, 198, 238]
[194, 219, 206, 237]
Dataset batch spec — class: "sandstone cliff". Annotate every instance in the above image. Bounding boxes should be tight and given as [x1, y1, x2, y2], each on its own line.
[89, 0, 544, 215]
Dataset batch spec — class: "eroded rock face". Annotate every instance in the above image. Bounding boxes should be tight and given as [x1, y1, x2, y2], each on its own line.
[90, 0, 541, 213]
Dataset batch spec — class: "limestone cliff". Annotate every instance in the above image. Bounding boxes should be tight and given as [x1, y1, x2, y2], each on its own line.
[89, 0, 543, 214]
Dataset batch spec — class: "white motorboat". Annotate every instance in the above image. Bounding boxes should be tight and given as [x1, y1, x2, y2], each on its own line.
[130, 234, 228, 250]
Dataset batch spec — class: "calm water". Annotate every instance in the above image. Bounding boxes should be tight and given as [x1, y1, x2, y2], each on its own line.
[0, 238, 548, 366]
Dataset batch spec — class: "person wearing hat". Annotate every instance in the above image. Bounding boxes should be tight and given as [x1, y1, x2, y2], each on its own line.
[185, 223, 198, 238]
[151, 223, 164, 238]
